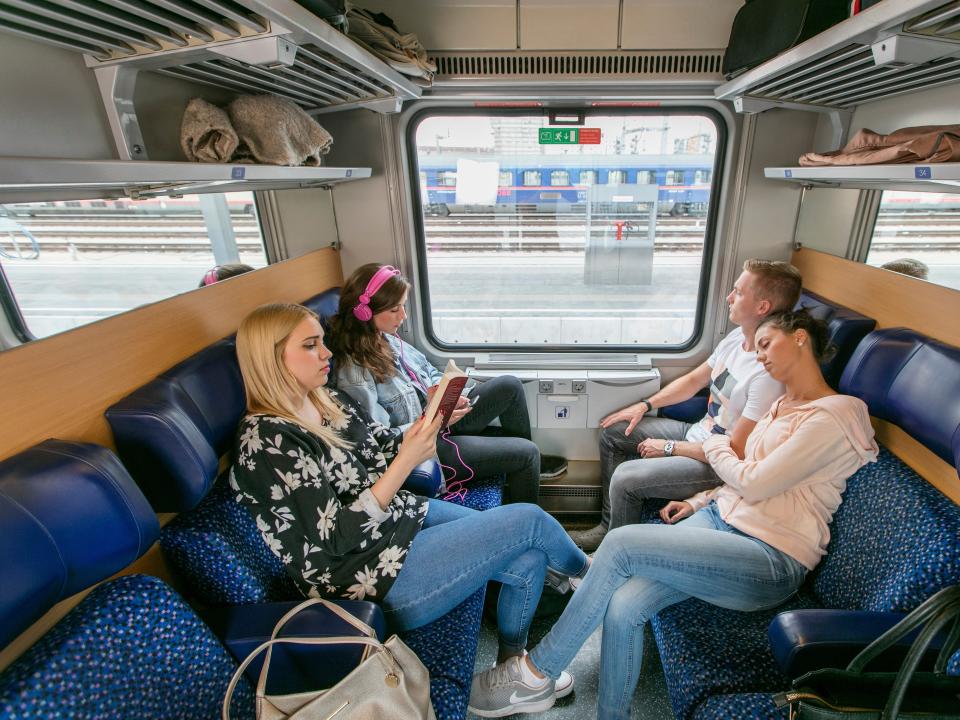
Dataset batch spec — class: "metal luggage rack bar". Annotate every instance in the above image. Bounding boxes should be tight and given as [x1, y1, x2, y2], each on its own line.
[0, 0, 421, 156]
[715, 0, 960, 148]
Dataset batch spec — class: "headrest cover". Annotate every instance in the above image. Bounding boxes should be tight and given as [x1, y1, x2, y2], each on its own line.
[840, 328, 960, 470]
[0, 439, 159, 647]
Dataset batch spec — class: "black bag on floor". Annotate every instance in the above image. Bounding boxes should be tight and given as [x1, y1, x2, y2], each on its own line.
[723, 0, 852, 79]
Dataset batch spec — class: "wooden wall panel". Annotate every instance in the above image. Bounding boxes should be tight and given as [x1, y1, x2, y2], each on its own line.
[0, 249, 342, 460]
[791, 248, 959, 502]
[791, 248, 960, 347]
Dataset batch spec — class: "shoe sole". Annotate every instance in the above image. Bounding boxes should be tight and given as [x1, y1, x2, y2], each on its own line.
[468, 696, 556, 717]
[555, 678, 574, 699]
[539, 469, 567, 480]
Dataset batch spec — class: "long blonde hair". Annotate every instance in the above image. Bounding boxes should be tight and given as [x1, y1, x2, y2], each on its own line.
[236, 303, 350, 448]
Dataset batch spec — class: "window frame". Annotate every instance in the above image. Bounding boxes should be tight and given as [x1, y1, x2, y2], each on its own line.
[405, 105, 728, 354]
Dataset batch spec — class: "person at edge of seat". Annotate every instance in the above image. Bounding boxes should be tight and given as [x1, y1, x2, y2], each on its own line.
[326, 263, 567, 505]
[468, 310, 879, 719]
[229, 303, 590, 692]
[198, 262, 255, 288]
[570, 258, 803, 553]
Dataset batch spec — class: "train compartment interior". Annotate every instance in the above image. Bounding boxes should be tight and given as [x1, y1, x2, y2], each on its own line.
[1, 1, 959, 719]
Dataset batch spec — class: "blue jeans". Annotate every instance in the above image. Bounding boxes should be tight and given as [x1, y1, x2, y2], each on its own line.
[382, 500, 588, 656]
[528, 503, 808, 720]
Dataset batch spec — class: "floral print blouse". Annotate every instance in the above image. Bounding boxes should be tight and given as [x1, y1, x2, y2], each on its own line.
[230, 389, 429, 601]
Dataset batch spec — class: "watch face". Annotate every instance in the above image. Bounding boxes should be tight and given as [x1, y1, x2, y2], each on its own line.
[664, 441, 674, 456]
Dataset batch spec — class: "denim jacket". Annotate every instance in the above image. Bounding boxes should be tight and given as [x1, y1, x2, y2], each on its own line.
[336, 334, 465, 432]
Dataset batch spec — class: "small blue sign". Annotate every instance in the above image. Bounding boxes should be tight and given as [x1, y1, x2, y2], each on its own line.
[346, 169, 352, 177]
[915, 166, 932, 179]
[785, 169, 793, 178]
[231, 167, 245, 179]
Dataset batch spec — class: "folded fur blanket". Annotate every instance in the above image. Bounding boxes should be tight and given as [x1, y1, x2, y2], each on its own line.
[180, 94, 333, 166]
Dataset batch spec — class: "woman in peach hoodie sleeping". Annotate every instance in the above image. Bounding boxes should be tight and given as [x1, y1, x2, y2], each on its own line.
[468, 309, 879, 720]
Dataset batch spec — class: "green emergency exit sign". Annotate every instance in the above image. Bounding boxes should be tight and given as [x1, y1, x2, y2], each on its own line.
[538, 128, 601, 144]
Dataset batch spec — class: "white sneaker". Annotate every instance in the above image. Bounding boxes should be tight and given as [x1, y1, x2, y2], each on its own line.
[553, 669, 574, 699]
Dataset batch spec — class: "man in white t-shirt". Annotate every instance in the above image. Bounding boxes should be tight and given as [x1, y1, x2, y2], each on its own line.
[570, 259, 803, 552]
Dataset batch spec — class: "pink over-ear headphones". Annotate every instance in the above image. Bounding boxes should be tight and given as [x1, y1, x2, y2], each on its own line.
[352, 265, 401, 321]
[202, 267, 220, 286]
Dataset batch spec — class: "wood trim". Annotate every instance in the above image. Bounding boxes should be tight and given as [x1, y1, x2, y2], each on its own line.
[0, 248, 343, 460]
[872, 418, 960, 505]
[791, 248, 960, 347]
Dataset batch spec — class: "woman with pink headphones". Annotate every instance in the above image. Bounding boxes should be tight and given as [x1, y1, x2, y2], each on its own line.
[327, 263, 567, 505]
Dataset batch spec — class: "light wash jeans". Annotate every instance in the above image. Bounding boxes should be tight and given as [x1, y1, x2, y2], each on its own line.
[382, 500, 588, 656]
[529, 503, 808, 720]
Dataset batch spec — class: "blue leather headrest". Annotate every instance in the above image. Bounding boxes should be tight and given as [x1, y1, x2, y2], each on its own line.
[106, 339, 245, 512]
[795, 291, 876, 390]
[840, 328, 960, 470]
[0, 440, 159, 647]
[302, 288, 341, 330]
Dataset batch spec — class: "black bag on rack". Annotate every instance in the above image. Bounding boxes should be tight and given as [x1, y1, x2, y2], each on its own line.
[773, 585, 960, 719]
[723, 0, 852, 79]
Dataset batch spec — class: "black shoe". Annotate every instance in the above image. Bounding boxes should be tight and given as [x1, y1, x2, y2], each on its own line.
[540, 455, 568, 479]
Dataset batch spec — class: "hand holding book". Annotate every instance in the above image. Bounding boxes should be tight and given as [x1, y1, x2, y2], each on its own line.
[423, 360, 471, 430]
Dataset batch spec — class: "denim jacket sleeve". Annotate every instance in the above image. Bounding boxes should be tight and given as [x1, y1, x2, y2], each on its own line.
[335, 359, 416, 433]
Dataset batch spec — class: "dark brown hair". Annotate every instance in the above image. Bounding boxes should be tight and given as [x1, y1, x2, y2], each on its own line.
[758, 310, 836, 364]
[327, 263, 411, 383]
[743, 259, 802, 313]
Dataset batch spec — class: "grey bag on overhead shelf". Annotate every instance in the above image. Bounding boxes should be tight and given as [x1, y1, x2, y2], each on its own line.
[344, 4, 436, 84]
[227, 95, 334, 167]
[180, 98, 239, 163]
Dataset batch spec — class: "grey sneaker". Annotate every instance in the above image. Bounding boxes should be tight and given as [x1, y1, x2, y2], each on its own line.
[468, 656, 556, 717]
[568, 523, 607, 553]
[540, 455, 568, 479]
[544, 567, 571, 594]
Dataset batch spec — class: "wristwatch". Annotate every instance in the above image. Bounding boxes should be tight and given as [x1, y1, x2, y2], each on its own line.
[664, 440, 675, 457]
[641, 399, 653, 413]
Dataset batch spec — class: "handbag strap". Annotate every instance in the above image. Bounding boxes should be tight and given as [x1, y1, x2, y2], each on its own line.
[881, 596, 960, 719]
[222, 634, 395, 720]
[847, 585, 960, 673]
[934, 612, 960, 674]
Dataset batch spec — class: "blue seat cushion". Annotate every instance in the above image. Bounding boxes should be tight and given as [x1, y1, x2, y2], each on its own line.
[693, 692, 784, 720]
[651, 591, 818, 720]
[0, 575, 255, 720]
[0, 440, 158, 647]
[457, 477, 504, 512]
[810, 449, 960, 613]
[795, 290, 875, 390]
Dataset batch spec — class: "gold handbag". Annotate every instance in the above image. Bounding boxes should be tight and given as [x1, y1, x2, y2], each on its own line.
[222, 598, 436, 720]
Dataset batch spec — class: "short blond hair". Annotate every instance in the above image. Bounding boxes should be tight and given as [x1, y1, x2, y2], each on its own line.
[743, 259, 802, 313]
[236, 303, 349, 448]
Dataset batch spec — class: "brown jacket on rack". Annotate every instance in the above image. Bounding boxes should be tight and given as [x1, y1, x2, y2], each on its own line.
[799, 124, 960, 166]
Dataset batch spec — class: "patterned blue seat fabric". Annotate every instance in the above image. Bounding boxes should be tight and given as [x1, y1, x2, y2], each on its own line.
[652, 327, 960, 719]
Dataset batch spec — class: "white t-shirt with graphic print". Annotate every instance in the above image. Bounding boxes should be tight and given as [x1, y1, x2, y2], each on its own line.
[685, 327, 783, 443]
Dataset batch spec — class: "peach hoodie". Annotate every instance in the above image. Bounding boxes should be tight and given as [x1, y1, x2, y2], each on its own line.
[689, 394, 879, 571]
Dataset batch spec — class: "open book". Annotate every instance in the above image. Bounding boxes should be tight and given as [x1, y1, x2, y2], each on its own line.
[423, 360, 469, 429]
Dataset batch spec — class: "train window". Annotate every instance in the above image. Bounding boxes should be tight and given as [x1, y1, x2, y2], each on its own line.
[410, 111, 723, 349]
[0, 192, 267, 339]
[695, 170, 712, 184]
[865, 191, 960, 291]
[499, 171, 513, 186]
[607, 170, 627, 185]
[522, 170, 542, 186]
[665, 170, 684, 185]
[438, 171, 458, 187]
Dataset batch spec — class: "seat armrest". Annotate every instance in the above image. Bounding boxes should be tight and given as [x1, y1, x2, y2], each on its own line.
[769, 609, 945, 680]
[403, 459, 444, 497]
[203, 599, 386, 694]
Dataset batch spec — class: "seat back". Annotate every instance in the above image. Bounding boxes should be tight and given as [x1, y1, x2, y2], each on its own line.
[811, 329, 960, 613]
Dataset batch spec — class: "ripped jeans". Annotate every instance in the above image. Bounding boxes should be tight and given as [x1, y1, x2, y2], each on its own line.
[382, 499, 588, 656]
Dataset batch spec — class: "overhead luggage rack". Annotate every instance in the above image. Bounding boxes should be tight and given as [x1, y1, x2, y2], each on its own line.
[715, 0, 960, 148]
[0, 157, 372, 203]
[0, 0, 421, 158]
[764, 163, 960, 193]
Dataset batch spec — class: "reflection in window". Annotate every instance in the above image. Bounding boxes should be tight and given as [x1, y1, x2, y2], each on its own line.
[523, 170, 542, 186]
[607, 170, 627, 185]
[0, 192, 267, 339]
[866, 191, 960, 291]
[412, 112, 721, 347]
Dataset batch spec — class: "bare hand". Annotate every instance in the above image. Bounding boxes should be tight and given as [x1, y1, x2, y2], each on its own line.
[447, 396, 472, 426]
[638, 438, 667, 458]
[600, 402, 649, 434]
[660, 501, 694, 524]
[399, 414, 442, 465]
